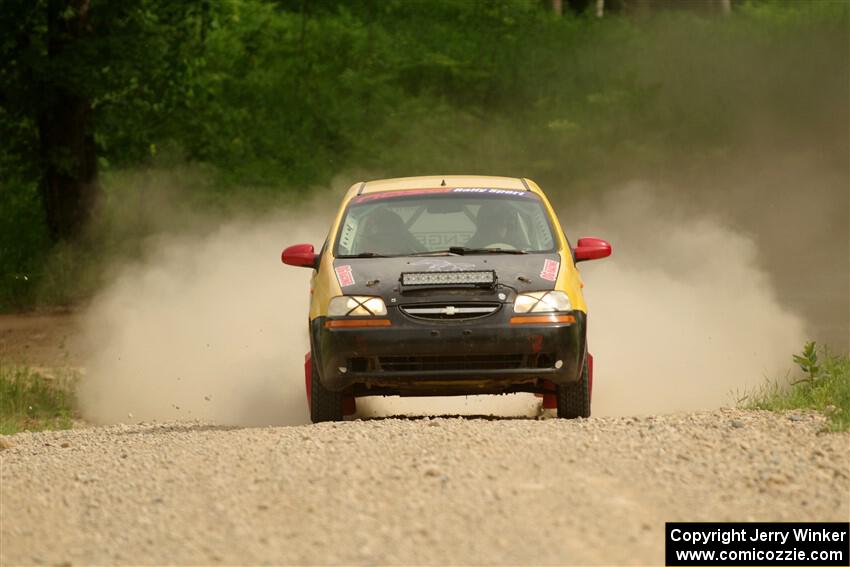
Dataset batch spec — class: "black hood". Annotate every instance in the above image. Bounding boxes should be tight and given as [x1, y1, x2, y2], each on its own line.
[331, 253, 562, 301]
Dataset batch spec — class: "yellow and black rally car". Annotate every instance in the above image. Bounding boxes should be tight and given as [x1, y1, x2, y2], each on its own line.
[282, 176, 611, 422]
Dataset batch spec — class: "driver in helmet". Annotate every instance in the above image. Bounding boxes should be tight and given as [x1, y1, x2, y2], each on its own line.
[465, 202, 522, 250]
[357, 208, 425, 255]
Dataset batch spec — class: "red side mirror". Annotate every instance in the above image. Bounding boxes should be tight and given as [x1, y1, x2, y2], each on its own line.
[282, 243, 319, 269]
[574, 237, 612, 262]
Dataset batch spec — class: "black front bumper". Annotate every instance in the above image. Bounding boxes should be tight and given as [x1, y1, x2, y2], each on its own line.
[310, 308, 586, 396]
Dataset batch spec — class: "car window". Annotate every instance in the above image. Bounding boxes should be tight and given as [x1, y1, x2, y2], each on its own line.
[334, 190, 557, 257]
[408, 209, 475, 250]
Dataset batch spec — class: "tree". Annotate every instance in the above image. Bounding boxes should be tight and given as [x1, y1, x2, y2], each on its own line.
[39, 0, 97, 241]
[1, 0, 210, 242]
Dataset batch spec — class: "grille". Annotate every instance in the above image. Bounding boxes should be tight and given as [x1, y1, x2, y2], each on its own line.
[378, 354, 524, 372]
[400, 302, 500, 321]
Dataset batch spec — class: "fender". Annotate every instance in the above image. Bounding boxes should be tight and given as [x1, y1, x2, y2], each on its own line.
[304, 351, 356, 417]
[540, 351, 593, 409]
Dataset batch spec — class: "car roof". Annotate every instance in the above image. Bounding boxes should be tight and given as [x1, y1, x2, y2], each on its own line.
[358, 175, 531, 195]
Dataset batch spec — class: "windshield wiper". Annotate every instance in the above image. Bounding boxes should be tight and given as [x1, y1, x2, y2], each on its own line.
[406, 250, 460, 256]
[337, 252, 387, 258]
[447, 246, 527, 255]
[341, 249, 527, 258]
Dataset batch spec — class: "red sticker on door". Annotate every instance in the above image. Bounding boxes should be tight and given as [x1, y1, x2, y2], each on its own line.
[335, 265, 355, 287]
[540, 259, 559, 282]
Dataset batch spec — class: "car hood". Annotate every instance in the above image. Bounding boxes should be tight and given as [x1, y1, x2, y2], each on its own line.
[330, 253, 563, 298]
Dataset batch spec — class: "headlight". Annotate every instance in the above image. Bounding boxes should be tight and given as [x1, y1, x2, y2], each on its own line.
[328, 296, 387, 317]
[513, 291, 571, 313]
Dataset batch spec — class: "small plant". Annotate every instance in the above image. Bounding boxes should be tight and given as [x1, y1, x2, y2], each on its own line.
[792, 341, 820, 384]
[746, 342, 850, 432]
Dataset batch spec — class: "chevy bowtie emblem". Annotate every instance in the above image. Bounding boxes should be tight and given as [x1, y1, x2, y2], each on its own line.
[443, 306, 457, 316]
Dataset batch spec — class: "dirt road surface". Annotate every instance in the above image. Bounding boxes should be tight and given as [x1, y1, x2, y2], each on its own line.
[2, 410, 848, 565]
[0, 311, 81, 368]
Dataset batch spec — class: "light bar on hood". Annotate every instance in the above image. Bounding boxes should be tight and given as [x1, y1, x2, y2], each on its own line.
[401, 270, 495, 286]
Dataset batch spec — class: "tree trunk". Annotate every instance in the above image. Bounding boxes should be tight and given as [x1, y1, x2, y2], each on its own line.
[566, 0, 592, 15]
[551, 0, 563, 16]
[39, 0, 97, 242]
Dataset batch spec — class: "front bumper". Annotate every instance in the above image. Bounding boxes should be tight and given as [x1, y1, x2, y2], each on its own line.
[310, 309, 586, 396]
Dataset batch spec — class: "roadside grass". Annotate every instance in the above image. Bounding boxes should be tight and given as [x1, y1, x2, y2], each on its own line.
[746, 343, 850, 432]
[0, 364, 78, 435]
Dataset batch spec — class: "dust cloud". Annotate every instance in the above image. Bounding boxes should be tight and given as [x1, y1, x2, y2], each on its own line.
[76, 183, 806, 424]
[361, 184, 808, 418]
[76, 206, 328, 426]
[571, 185, 806, 416]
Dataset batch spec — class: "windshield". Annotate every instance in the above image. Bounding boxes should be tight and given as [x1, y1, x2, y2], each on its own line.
[334, 189, 557, 257]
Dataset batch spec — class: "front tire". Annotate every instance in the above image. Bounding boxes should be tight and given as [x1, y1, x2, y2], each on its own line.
[310, 354, 343, 423]
[557, 359, 590, 419]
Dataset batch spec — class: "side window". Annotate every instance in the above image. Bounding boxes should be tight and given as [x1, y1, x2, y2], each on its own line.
[338, 213, 359, 256]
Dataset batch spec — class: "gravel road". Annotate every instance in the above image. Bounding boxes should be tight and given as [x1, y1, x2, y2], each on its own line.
[2, 409, 848, 566]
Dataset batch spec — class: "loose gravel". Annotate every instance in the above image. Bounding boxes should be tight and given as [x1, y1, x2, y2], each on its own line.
[2, 409, 848, 565]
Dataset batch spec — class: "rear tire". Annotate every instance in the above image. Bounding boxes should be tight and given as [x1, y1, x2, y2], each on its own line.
[557, 359, 590, 419]
[310, 354, 343, 423]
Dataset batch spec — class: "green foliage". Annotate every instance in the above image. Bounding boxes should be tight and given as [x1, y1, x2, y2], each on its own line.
[748, 343, 850, 432]
[0, 0, 847, 308]
[0, 365, 77, 434]
[792, 340, 820, 383]
[0, 179, 52, 308]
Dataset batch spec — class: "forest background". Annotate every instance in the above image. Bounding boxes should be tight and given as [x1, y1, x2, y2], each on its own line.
[1, 0, 847, 352]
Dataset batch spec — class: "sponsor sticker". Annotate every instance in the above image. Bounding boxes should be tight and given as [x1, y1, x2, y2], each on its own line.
[350, 187, 530, 203]
[451, 187, 528, 197]
[540, 258, 559, 282]
[337, 217, 358, 255]
[335, 265, 355, 287]
[351, 188, 452, 203]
